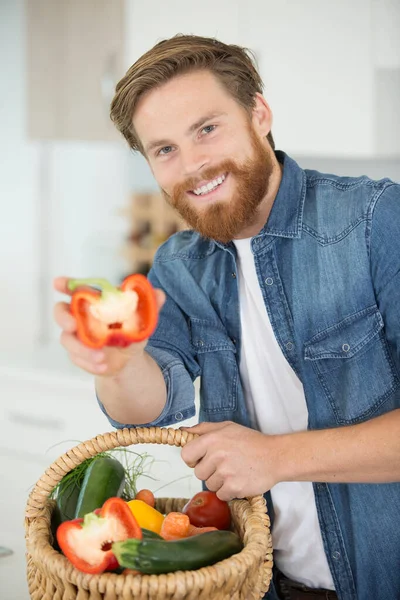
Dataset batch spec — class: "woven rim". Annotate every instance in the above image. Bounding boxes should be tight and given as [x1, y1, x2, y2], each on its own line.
[25, 427, 273, 599]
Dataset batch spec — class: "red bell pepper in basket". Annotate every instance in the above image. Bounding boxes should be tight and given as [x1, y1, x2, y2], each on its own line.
[56, 497, 142, 574]
[68, 274, 158, 349]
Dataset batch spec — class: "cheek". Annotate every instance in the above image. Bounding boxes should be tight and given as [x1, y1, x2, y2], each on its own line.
[151, 163, 179, 194]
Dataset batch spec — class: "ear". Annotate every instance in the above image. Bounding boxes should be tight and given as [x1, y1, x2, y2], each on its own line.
[251, 93, 273, 138]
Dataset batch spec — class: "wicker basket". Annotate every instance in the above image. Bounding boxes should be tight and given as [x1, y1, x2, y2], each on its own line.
[25, 426, 273, 599]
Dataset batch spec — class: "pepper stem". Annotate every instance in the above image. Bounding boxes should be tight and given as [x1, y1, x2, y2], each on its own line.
[68, 278, 120, 295]
[83, 511, 103, 528]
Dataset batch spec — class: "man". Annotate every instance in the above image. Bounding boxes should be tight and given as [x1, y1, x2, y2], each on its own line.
[54, 35, 400, 600]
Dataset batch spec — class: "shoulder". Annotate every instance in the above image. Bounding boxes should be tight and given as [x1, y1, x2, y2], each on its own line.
[369, 180, 400, 235]
[152, 229, 216, 263]
[302, 166, 397, 238]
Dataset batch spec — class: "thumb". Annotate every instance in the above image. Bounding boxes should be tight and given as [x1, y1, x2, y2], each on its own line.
[180, 421, 231, 435]
[155, 288, 166, 311]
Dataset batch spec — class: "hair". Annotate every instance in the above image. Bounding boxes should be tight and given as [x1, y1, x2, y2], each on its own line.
[110, 34, 275, 154]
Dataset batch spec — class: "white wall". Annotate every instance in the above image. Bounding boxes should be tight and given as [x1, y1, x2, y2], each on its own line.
[124, 0, 400, 158]
[0, 0, 41, 349]
[1, 0, 399, 353]
[238, 0, 374, 157]
[0, 0, 133, 350]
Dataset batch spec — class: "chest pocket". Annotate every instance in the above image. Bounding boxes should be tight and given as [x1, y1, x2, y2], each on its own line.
[304, 306, 398, 424]
[190, 318, 238, 413]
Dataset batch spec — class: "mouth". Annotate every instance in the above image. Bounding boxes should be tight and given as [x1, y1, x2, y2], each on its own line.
[187, 173, 228, 200]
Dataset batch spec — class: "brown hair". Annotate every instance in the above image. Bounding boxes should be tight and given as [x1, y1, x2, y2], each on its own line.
[110, 34, 275, 153]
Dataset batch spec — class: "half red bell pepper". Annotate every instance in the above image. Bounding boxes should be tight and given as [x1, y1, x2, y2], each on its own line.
[56, 496, 142, 574]
[68, 274, 158, 349]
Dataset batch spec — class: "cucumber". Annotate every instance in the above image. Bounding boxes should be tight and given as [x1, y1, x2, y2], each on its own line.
[74, 456, 125, 518]
[112, 530, 243, 574]
[57, 477, 82, 522]
[141, 528, 163, 540]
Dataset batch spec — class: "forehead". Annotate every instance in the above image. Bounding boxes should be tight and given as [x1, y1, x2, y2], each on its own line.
[133, 70, 241, 142]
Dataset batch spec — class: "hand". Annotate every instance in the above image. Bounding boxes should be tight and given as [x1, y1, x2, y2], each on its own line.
[53, 276, 165, 377]
[180, 421, 280, 501]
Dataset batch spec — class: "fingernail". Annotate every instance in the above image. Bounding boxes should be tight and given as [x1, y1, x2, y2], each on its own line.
[96, 363, 107, 373]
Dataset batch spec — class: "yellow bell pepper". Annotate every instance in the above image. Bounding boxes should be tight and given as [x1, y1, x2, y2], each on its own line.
[126, 499, 165, 534]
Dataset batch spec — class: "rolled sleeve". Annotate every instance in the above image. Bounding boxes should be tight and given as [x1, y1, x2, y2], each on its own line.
[96, 346, 196, 429]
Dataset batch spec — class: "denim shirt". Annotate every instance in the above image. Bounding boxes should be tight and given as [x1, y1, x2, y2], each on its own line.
[100, 151, 400, 600]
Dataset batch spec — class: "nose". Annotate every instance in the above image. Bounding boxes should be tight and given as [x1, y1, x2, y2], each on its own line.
[180, 144, 210, 178]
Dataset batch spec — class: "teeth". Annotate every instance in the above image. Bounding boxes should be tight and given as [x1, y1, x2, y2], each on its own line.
[193, 174, 225, 196]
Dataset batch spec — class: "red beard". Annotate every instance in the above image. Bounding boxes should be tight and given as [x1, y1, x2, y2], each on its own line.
[162, 129, 274, 243]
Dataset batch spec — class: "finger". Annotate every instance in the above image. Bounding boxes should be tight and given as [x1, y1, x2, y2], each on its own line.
[181, 438, 208, 469]
[53, 276, 74, 296]
[204, 471, 224, 493]
[154, 288, 166, 311]
[180, 421, 230, 435]
[215, 483, 236, 502]
[54, 301, 77, 333]
[194, 457, 217, 482]
[60, 331, 105, 364]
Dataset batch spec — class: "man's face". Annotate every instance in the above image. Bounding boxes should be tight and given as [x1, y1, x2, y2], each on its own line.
[133, 70, 273, 243]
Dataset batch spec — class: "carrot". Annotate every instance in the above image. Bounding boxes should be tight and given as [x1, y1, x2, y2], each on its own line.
[122, 569, 140, 575]
[187, 524, 218, 537]
[135, 489, 155, 508]
[160, 512, 190, 540]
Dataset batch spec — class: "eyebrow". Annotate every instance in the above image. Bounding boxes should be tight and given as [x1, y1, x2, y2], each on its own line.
[144, 112, 226, 155]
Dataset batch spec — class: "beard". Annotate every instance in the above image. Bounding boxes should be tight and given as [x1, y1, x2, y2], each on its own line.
[161, 128, 274, 244]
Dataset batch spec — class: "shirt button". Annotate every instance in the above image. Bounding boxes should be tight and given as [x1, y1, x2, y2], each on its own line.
[175, 412, 183, 421]
[231, 272, 237, 279]
[342, 343, 350, 352]
[198, 340, 204, 346]
[265, 277, 274, 285]
[332, 551, 341, 560]
[285, 341, 294, 351]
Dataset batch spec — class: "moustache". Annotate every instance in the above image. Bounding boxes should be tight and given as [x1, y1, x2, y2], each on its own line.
[171, 159, 239, 198]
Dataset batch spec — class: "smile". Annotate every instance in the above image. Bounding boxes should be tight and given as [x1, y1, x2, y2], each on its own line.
[191, 174, 227, 196]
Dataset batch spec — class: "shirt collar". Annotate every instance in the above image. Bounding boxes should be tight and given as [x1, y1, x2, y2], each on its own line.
[255, 150, 306, 240]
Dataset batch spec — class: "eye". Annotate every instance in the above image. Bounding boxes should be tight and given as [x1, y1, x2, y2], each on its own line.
[201, 124, 216, 135]
[158, 145, 173, 156]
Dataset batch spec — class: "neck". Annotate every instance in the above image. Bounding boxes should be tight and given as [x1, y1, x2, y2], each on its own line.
[234, 151, 283, 240]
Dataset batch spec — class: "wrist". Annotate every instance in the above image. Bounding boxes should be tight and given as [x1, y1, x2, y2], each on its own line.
[270, 431, 309, 484]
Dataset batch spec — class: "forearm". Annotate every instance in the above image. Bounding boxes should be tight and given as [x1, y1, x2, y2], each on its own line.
[95, 350, 167, 425]
[275, 408, 400, 484]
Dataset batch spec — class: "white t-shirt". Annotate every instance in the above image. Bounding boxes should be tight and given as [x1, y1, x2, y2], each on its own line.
[233, 237, 335, 590]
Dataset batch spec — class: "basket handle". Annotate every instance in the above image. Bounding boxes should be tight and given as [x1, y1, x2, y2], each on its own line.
[25, 426, 197, 519]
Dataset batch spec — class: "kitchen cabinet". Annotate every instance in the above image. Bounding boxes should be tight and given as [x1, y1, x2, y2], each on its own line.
[124, 0, 240, 68]
[0, 361, 111, 600]
[1, 455, 45, 600]
[0, 351, 201, 600]
[26, 0, 125, 141]
[237, 0, 379, 157]
[126, 0, 399, 158]
[371, 0, 400, 156]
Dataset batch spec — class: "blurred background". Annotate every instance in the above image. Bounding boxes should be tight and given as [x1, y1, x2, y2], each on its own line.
[0, 1, 399, 597]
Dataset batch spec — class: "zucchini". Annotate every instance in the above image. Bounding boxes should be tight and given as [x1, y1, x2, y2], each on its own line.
[57, 477, 82, 522]
[141, 528, 163, 540]
[74, 456, 125, 518]
[112, 530, 243, 574]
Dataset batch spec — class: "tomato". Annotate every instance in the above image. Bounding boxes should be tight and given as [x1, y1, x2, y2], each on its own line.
[135, 489, 155, 508]
[182, 491, 231, 530]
